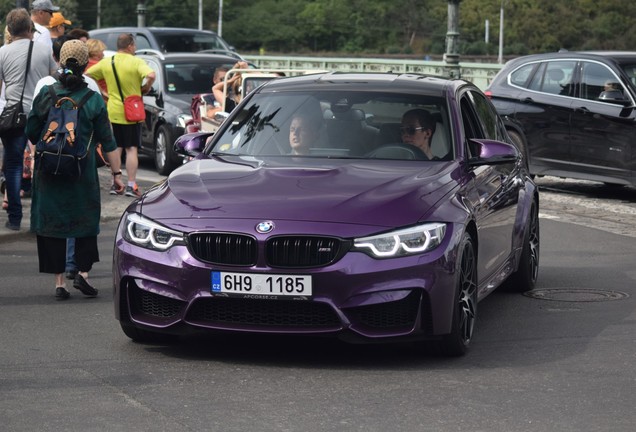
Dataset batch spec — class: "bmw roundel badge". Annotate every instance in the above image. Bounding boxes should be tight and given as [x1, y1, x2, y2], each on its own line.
[256, 221, 275, 234]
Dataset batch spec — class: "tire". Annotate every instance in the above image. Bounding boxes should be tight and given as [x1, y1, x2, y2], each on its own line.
[439, 233, 478, 357]
[120, 322, 179, 344]
[154, 125, 179, 176]
[507, 129, 529, 169]
[504, 200, 540, 293]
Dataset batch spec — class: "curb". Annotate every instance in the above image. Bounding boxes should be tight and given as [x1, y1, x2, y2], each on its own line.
[0, 168, 157, 243]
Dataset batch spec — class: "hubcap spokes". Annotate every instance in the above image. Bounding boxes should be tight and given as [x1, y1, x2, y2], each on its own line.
[528, 209, 540, 282]
[459, 243, 477, 344]
[157, 133, 167, 166]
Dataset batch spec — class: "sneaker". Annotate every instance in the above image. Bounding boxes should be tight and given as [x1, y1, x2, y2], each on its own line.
[109, 184, 123, 195]
[125, 184, 142, 198]
[5, 221, 20, 231]
[66, 269, 78, 280]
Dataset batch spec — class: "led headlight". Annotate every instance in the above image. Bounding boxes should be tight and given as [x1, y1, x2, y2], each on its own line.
[123, 213, 185, 250]
[353, 223, 446, 258]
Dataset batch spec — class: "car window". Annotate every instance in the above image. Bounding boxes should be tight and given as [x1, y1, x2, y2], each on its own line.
[210, 91, 452, 161]
[618, 63, 636, 87]
[580, 61, 624, 101]
[509, 62, 537, 88]
[143, 58, 162, 93]
[135, 34, 152, 51]
[466, 90, 501, 140]
[528, 61, 576, 96]
[154, 33, 228, 53]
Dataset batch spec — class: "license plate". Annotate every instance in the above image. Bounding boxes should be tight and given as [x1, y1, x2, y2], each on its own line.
[211, 271, 312, 298]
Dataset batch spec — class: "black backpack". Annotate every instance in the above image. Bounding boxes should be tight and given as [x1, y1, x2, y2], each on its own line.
[34, 86, 94, 178]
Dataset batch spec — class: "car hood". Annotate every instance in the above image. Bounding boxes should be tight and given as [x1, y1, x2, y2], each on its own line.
[140, 157, 459, 228]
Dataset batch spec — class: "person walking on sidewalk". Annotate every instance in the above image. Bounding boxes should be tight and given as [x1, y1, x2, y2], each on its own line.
[0, 8, 57, 231]
[26, 40, 124, 300]
[86, 33, 155, 198]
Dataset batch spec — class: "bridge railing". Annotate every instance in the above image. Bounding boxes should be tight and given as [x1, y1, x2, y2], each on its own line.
[243, 55, 504, 90]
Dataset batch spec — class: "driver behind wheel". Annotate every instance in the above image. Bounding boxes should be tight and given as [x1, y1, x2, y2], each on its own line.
[400, 109, 436, 160]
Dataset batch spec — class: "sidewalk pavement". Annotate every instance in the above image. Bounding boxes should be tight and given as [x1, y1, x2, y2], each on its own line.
[0, 168, 157, 243]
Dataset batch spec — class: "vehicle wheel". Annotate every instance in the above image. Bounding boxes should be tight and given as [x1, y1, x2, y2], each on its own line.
[154, 125, 179, 176]
[120, 322, 178, 344]
[503, 200, 540, 292]
[439, 232, 477, 357]
[507, 129, 528, 168]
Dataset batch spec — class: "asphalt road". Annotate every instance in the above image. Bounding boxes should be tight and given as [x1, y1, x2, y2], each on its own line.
[1, 168, 635, 431]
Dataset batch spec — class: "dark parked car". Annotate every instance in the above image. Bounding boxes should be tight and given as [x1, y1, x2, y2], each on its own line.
[88, 27, 243, 59]
[136, 52, 237, 174]
[114, 72, 539, 356]
[485, 51, 636, 187]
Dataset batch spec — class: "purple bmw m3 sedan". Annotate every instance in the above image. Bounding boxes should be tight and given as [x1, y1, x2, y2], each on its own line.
[113, 72, 540, 356]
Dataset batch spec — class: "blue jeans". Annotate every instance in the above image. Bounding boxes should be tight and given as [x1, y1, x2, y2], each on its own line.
[1, 130, 28, 227]
[66, 238, 77, 273]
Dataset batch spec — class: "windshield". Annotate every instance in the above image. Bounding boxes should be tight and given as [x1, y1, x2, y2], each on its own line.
[210, 91, 452, 161]
[154, 32, 230, 53]
[164, 62, 235, 95]
[618, 63, 636, 89]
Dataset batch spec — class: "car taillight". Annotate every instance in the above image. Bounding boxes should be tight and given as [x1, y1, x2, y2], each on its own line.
[484, 90, 493, 99]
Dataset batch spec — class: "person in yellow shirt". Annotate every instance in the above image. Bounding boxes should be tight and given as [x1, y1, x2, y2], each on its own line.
[87, 33, 155, 197]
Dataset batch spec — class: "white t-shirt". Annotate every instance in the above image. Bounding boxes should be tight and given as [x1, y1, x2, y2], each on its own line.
[32, 75, 101, 108]
[32, 22, 53, 51]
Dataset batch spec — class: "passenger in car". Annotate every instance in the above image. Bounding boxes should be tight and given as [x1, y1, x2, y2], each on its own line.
[289, 113, 321, 155]
[205, 66, 229, 118]
[212, 61, 248, 113]
[400, 109, 436, 160]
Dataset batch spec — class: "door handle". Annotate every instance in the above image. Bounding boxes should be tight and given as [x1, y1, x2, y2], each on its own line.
[574, 106, 591, 114]
[522, 97, 534, 104]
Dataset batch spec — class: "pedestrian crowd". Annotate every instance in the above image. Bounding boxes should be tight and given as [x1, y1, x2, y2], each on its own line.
[0, 0, 155, 300]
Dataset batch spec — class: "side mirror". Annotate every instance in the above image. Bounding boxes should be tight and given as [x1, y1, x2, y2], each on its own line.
[468, 139, 519, 166]
[174, 132, 215, 158]
[598, 89, 631, 106]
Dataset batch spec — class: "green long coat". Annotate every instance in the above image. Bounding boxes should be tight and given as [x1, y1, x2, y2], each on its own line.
[26, 83, 117, 238]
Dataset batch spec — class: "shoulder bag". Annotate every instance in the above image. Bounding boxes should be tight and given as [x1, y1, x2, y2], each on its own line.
[111, 56, 146, 122]
[0, 41, 34, 134]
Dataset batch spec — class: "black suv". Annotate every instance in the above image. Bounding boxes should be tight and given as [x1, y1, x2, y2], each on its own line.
[88, 27, 242, 60]
[137, 52, 238, 174]
[486, 51, 636, 187]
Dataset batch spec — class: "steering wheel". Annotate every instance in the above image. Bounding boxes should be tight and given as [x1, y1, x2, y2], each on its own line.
[365, 143, 428, 160]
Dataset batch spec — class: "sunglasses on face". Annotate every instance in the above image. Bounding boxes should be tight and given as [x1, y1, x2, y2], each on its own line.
[400, 126, 425, 136]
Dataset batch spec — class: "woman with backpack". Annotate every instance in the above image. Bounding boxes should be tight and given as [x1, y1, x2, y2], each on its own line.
[26, 40, 124, 300]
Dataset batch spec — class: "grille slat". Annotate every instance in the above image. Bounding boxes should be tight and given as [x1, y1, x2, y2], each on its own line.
[347, 291, 421, 330]
[187, 297, 341, 328]
[189, 233, 344, 268]
[189, 233, 257, 265]
[130, 285, 184, 318]
[267, 236, 342, 268]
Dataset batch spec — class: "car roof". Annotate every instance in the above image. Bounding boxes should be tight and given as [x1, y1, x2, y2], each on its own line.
[504, 50, 636, 66]
[136, 51, 239, 63]
[90, 26, 221, 35]
[256, 72, 470, 95]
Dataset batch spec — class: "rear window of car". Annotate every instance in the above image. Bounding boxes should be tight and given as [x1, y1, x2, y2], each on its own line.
[509, 63, 536, 87]
[154, 33, 228, 52]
